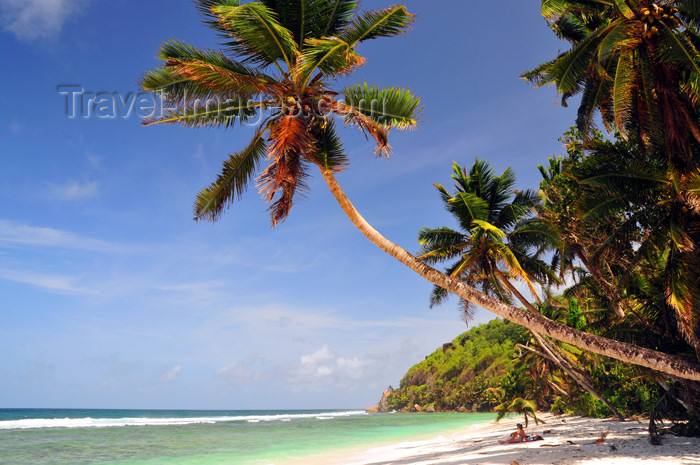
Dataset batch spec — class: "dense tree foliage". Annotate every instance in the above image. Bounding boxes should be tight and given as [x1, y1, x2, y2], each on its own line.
[387, 319, 663, 418]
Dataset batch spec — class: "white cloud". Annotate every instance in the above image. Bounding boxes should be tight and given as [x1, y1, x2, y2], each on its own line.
[0, 0, 90, 41]
[284, 345, 368, 392]
[50, 180, 99, 201]
[216, 356, 265, 386]
[159, 365, 181, 383]
[0, 220, 115, 252]
[0, 268, 96, 294]
[231, 305, 461, 333]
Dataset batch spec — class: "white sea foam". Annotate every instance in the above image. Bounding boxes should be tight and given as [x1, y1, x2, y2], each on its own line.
[0, 410, 367, 430]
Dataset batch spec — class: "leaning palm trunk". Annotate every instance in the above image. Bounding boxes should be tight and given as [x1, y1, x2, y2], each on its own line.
[534, 333, 625, 421]
[493, 269, 625, 420]
[319, 167, 700, 382]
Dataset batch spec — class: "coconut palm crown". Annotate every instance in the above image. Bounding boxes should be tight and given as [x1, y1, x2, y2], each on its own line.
[523, 0, 700, 172]
[417, 160, 558, 318]
[140, 0, 422, 226]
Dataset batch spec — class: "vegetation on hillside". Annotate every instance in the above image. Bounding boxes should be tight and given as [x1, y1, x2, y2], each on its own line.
[387, 318, 663, 419]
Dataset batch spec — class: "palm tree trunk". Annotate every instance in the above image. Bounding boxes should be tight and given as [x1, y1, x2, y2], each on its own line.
[318, 167, 700, 381]
[492, 269, 625, 420]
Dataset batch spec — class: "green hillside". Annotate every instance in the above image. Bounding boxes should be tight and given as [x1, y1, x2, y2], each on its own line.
[388, 319, 528, 412]
[387, 318, 662, 417]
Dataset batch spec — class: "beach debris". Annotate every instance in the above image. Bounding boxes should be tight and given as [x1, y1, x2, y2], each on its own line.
[566, 440, 577, 444]
[543, 429, 553, 434]
[510, 461, 521, 465]
[593, 432, 609, 444]
[610, 444, 618, 451]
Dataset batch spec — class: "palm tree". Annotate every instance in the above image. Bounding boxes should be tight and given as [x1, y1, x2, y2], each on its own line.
[419, 160, 625, 420]
[571, 142, 700, 358]
[417, 159, 556, 318]
[495, 397, 541, 427]
[140, 0, 700, 382]
[523, 0, 700, 172]
[141, 0, 421, 227]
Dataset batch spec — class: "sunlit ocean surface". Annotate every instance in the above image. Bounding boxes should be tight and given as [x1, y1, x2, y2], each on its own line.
[0, 408, 496, 465]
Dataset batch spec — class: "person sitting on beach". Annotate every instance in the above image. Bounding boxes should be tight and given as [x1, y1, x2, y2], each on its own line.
[499, 424, 543, 444]
[501, 423, 528, 444]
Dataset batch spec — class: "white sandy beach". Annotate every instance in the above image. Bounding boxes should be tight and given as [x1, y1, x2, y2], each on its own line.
[293, 414, 700, 465]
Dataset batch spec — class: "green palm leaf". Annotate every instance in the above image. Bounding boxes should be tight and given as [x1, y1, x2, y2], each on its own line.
[549, 27, 605, 93]
[295, 5, 413, 82]
[194, 126, 269, 222]
[612, 0, 635, 20]
[154, 40, 276, 96]
[472, 220, 507, 239]
[309, 118, 348, 171]
[213, 2, 299, 70]
[338, 4, 413, 43]
[448, 192, 490, 230]
[613, 50, 635, 140]
[597, 19, 637, 63]
[342, 83, 422, 129]
[656, 26, 700, 76]
[142, 100, 260, 128]
[262, 0, 358, 45]
[417, 227, 467, 264]
[140, 67, 219, 100]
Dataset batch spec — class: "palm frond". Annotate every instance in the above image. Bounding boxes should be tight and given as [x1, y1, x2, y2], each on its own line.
[656, 27, 700, 76]
[194, 125, 269, 222]
[140, 67, 221, 101]
[155, 39, 276, 96]
[613, 50, 635, 140]
[338, 4, 414, 44]
[548, 27, 605, 93]
[678, 0, 700, 33]
[309, 118, 348, 171]
[261, 0, 358, 45]
[332, 100, 390, 156]
[295, 5, 412, 81]
[542, 0, 572, 20]
[597, 19, 637, 62]
[213, 2, 298, 69]
[612, 0, 635, 20]
[448, 192, 490, 231]
[257, 115, 314, 226]
[342, 83, 422, 129]
[141, 98, 260, 128]
[417, 227, 467, 264]
[520, 60, 557, 88]
[576, 75, 613, 142]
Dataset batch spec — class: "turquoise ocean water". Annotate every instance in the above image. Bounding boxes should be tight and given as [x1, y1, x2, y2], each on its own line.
[0, 409, 496, 465]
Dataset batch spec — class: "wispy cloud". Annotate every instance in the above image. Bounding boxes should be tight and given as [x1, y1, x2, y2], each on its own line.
[49, 180, 99, 201]
[0, 220, 116, 252]
[159, 365, 181, 383]
[0, 0, 90, 41]
[229, 304, 460, 334]
[0, 268, 96, 294]
[216, 357, 265, 386]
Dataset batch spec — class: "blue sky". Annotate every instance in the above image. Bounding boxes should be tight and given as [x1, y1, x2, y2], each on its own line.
[0, 0, 577, 410]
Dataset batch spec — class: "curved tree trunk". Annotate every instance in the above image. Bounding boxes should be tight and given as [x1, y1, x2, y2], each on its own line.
[494, 269, 625, 421]
[319, 167, 700, 382]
